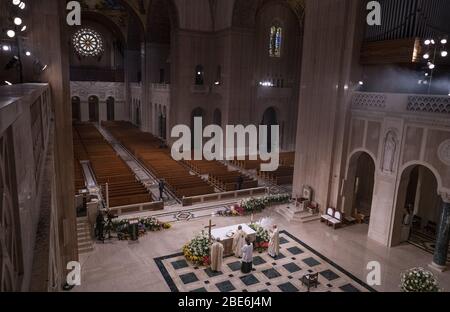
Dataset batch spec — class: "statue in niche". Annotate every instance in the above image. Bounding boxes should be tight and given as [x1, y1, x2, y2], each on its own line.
[382, 131, 397, 173]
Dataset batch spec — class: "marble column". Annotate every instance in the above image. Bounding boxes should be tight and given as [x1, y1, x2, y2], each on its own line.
[430, 197, 450, 272]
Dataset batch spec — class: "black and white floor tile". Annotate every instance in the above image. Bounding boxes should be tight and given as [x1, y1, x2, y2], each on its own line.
[154, 230, 376, 293]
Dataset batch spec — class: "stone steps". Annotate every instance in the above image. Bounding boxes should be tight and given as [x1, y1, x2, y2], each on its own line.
[77, 217, 94, 255]
[276, 206, 321, 223]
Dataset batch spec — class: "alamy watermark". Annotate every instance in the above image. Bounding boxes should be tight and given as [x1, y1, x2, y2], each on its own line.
[67, 1, 381, 27]
[171, 117, 280, 172]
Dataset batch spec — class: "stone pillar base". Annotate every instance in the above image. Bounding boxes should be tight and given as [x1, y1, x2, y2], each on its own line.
[428, 261, 447, 272]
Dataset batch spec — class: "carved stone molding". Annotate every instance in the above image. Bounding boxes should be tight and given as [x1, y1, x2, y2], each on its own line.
[438, 140, 450, 166]
[70, 81, 126, 102]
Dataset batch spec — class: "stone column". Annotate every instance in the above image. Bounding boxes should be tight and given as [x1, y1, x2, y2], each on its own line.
[430, 195, 450, 272]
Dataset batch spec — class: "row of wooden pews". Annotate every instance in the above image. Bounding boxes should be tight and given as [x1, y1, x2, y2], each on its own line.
[230, 152, 295, 185]
[183, 159, 258, 192]
[73, 123, 153, 207]
[101, 121, 215, 199]
[257, 165, 294, 185]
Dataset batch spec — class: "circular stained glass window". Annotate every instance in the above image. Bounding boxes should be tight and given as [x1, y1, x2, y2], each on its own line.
[72, 28, 104, 57]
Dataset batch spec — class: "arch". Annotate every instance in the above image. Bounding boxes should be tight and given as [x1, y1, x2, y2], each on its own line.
[261, 107, 279, 152]
[342, 151, 377, 227]
[391, 163, 442, 248]
[232, 0, 304, 29]
[191, 107, 206, 149]
[195, 65, 205, 85]
[147, 0, 179, 43]
[88, 96, 99, 122]
[106, 97, 115, 121]
[213, 108, 222, 126]
[71, 96, 81, 122]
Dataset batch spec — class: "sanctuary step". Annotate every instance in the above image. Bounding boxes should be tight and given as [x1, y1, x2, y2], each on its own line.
[276, 206, 321, 223]
[77, 217, 94, 254]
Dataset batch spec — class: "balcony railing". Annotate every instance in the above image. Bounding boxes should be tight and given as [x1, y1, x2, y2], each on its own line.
[352, 91, 450, 115]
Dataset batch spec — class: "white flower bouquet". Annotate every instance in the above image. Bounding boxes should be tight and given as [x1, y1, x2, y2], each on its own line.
[400, 267, 441, 292]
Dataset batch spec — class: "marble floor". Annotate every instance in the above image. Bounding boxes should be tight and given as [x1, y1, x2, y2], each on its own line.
[75, 204, 450, 292]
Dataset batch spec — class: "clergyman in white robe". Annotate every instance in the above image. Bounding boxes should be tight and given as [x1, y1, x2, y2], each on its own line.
[268, 225, 280, 258]
[210, 238, 224, 272]
[232, 226, 247, 258]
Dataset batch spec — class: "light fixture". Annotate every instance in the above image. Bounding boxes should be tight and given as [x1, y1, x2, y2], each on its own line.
[2, 45, 10, 51]
[344, 84, 349, 90]
[424, 39, 431, 45]
[5, 81, 13, 85]
[431, 39, 435, 45]
[14, 17, 22, 26]
[423, 53, 430, 59]
[442, 39, 448, 45]
[21, 25, 27, 32]
[197, 72, 201, 75]
[441, 51, 448, 57]
[214, 81, 220, 85]
[19, 2, 25, 9]
[424, 73, 429, 77]
[25, 51, 31, 56]
[358, 81, 364, 85]
[12, 0, 20, 5]
[428, 63, 435, 70]
[42, 64, 48, 71]
[6, 30, 16, 38]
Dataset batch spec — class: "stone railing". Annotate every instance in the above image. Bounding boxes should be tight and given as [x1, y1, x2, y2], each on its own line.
[108, 201, 164, 216]
[352, 91, 450, 116]
[182, 187, 268, 206]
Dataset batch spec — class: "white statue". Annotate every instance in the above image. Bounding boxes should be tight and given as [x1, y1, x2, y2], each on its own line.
[382, 131, 397, 173]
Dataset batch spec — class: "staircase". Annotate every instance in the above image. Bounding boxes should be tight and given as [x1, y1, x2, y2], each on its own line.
[276, 205, 321, 223]
[77, 217, 94, 254]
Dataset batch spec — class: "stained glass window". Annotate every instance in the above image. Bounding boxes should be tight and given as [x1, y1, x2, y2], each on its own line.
[73, 28, 104, 57]
[269, 26, 282, 57]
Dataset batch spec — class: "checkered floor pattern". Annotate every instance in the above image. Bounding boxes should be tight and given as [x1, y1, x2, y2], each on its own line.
[154, 231, 375, 292]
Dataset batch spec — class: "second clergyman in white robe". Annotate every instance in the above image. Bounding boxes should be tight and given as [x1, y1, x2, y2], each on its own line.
[268, 226, 280, 258]
[210, 239, 224, 272]
[232, 227, 246, 258]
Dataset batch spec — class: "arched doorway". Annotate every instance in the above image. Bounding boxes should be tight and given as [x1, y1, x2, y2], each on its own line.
[135, 102, 141, 126]
[71, 96, 81, 122]
[88, 96, 99, 122]
[106, 97, 115, 121]
[392, 165, 443, 254]
[344, 151, 376, 229]
[261, 107, 278, 152]
[191, 107, 205, 151]
[213, 108, 222, 126]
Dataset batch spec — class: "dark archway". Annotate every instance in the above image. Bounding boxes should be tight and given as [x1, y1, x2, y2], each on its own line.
[191, 107, 206, 150]
[261, 107, 278, 152]
[88, 96, 99, 122]
[392, 165, 443, 253]
[213, 109, 222, 126]
[71, 96, 81, 122]
[106, 97, 115, 121]
[343, 151, 376, 230]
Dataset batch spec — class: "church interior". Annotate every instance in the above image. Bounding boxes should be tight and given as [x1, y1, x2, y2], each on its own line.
[1, 0, 450, 293]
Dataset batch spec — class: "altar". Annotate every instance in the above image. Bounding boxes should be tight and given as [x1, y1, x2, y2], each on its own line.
[211, 224, 256, 257]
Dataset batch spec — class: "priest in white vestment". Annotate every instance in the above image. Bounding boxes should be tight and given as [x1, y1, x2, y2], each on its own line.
[241, 237, 254, 273]
[268, 225, 280, 258]
[232, 225, 247, 258]
[210, 238, 224, 272]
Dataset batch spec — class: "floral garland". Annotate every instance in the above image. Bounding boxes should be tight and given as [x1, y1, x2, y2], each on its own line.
[249, 223, 270, 252]
[183, 232, 211, 266]
[111, 217, 171, 240]
[400, 267, 441, 292]
[218, 194, 290, 217]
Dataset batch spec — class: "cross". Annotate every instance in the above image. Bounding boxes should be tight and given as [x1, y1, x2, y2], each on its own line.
[204, 219, 216, 242]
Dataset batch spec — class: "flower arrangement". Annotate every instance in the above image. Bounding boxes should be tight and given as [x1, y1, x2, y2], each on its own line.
[183, 232, 211, 266]
[249, 223, 270, 252]
[111, 217, 171, 240]
[400, 268, 441, 292]
[218, 194, 291, 217]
